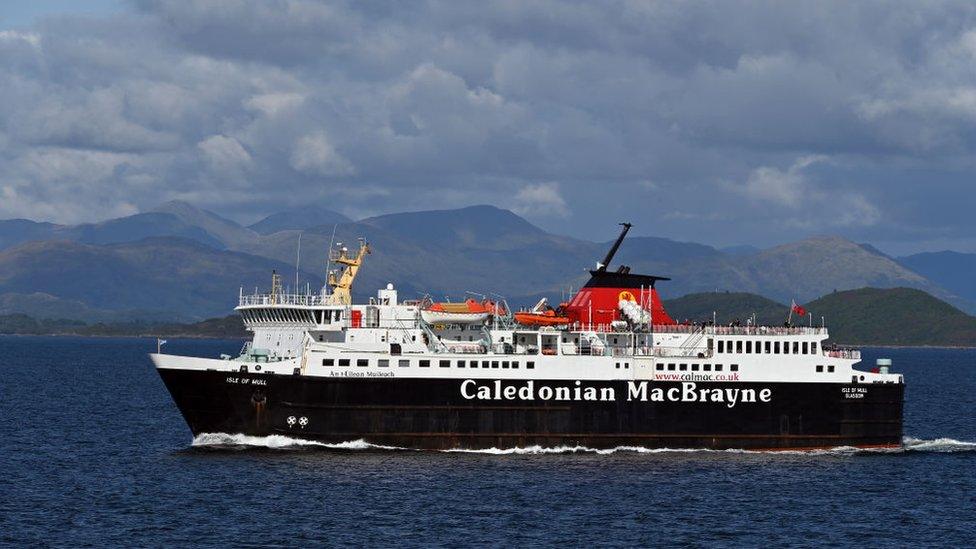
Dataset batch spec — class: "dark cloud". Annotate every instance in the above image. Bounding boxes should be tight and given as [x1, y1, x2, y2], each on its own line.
[2, 1, 976, 253]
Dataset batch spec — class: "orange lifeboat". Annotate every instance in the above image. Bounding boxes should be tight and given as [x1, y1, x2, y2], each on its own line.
[514, 309, 571, 326]
[421, 298, 497, 324]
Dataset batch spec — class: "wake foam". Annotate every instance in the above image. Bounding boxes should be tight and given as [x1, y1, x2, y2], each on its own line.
[189, 433, 976, 455]
[903, 436, 976, 453]
[190, 433, 403, 451]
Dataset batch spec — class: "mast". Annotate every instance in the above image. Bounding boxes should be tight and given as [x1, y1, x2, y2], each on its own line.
[326, 238, 371, 305]
[598, 222, 631, 271]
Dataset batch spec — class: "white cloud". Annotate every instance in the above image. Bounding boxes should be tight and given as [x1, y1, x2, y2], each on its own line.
[732, 155, 880, 228]
[512, 182, 569, 218]
[289, 131, 355, 177]
[737, 155, 826, 208]
[197, 134, 252, 174]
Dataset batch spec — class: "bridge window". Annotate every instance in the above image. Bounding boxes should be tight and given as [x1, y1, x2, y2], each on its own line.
[793, 342, 799, 354]
[755, 340, 761, 353]
[802, 342, 808, 354]
[811, 342, 818, 354]
[718, 340, 725, 353]
[745, 341, 752, 353]
[765, 341, 771, 354]
[736, 341, 742, 353]
[774, 342, 781, 354]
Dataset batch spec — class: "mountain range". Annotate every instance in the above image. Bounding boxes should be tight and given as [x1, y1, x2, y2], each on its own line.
[1, 200, 974, 321]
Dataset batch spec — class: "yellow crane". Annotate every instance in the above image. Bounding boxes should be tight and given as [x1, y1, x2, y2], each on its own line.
[326, 238, 370, 305]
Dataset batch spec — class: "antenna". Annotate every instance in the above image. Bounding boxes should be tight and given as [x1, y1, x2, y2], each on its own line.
[598, 222, 632, 271]
[324, 224, 337, 294]
[295, 231, 303, 292]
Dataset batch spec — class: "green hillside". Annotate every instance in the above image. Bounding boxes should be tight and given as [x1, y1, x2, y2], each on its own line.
[0, 314, 247, 339]
[802, 287, 976, 346]
[663, 292, 788, 325]
[664, 288, 976, 346]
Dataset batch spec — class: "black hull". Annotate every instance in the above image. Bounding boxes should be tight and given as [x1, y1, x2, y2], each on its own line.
[157, 369, 904, 451]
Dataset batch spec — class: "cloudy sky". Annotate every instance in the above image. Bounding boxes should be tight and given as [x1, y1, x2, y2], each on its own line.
[2, 1, 976, 254]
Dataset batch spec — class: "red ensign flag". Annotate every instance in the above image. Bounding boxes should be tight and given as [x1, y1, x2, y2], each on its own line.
[792, 303, 807, 317]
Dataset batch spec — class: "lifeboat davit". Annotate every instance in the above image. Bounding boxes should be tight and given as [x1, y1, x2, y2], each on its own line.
[421, 299, 496, 324]
[513, 297, 570, 326]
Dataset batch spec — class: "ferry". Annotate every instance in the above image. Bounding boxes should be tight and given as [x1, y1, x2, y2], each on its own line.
[151, 224, 904, 450]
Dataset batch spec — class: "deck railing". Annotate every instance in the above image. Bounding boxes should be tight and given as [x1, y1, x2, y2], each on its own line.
[238, 293, 329, 307]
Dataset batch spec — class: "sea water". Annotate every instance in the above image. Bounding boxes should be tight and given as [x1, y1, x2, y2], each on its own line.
[1, 336, 974, 546]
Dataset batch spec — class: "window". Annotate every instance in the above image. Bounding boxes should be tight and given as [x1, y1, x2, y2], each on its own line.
[667, 363, 676, 371]
[378, 359, 389, 368]
[704, 364, 712, 371]
[774, 342, 781, 354]
[398, 359, 409, 368]
[718, 340, 725, 353]
[615, 362, 621, 369]
[526, 361, 535, 369]
[816, 365, 824, 372]
[755, 341, 761, 354]
[828, 365, 835, 373]
[502, 361, 510, 369]
[656, 364, 664, 371]
[491, 361, 499, 369]
[736, 341, 743, 353]
[764, 341, 771, 354]
[357, 359, 368, 367]
[811, 342, 818, 354]
[793, 342, 799, 354]
[322, 358, 334, 366]
[338, 359, 350, 367]
[715, 364, 723, 372]
[679, 364, 688, 371]
[512, 361, 519, 369]
[624, 363, 630, 369]
[746, 341, 752, 354]
[458, 360, 466, 368]
[730, 364, 739, 372]
[691, 364, 700, 371]
[802, 342, 809, 354]
[783, 342, 790, 355]
[439, 360, 450, 368]
[419, 360, 430, 368]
